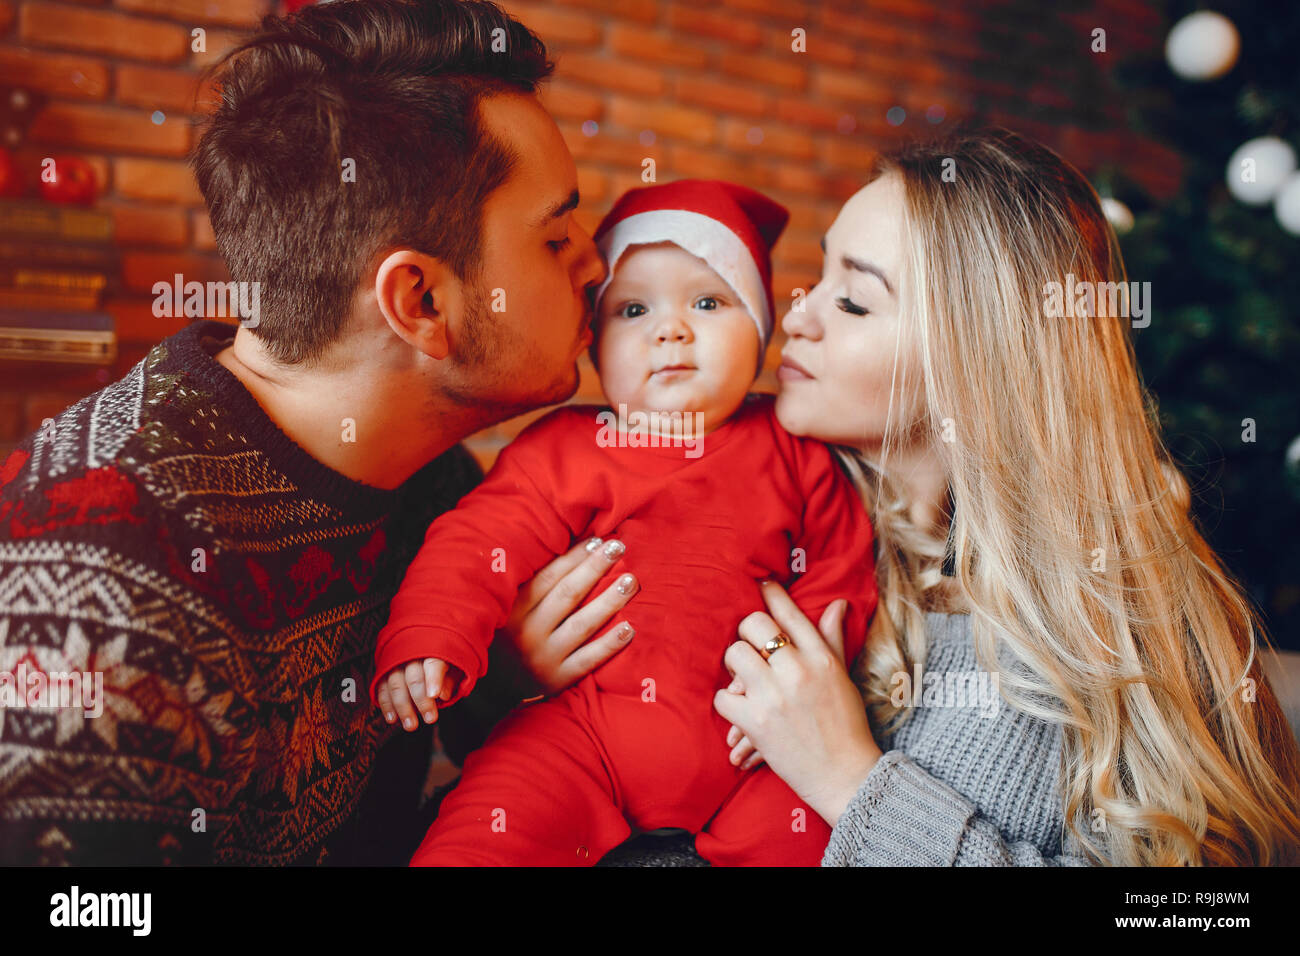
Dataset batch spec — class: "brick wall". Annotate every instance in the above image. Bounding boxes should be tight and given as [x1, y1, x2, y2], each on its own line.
[0, 0, 1181, 470]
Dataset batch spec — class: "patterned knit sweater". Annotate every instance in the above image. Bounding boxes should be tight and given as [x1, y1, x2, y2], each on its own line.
[0, 320, 482, 865]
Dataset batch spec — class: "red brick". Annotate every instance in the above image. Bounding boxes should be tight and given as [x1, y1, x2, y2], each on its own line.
[822, 136, 878, 173]
[104, 297, 187, 343]
[0, 48, 109, 99]
[776, 231, 824, 268]
[552, 0, 657, 24]
[768, 161, 834, 197]
[0, 394, 22, 443]
[666, 4, 763, 48]
[121, 251, 229, 295]
[775, 196, 832, 233]
[721, 0, 809, 18]
[673, 77, 771, 118]
[500, 2, 601, 47]
[574, 166, 607, 205]
[536, 80, 602, 122]
[721, 119, 814, 161]
[115, 157, 203, 204]
[610, 25, 711, 69]
[665, 144, 742, 182]
[25, 393, 81, 429]
[554, 52, 665, 97]
[10, 147, 109, 198]
[719, 51, 807, 91]
[29, 102, 190, 156]
[190, 27, 251, 70]
[19, 3, 188, 62]
[812, 67, 897, 107]
[192, 209, 216, 251]
[116, 65, 211, 113]
[608, 98, 716, 146]
[774, 96, 850, 132]
[114, 0, 264, 28]
[559, 121, 645, 167]
[110, 203, 188, 246]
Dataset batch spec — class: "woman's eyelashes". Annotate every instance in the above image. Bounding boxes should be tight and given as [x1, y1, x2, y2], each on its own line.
[836, 295, 869, 315]
[547, 235, 572, 252]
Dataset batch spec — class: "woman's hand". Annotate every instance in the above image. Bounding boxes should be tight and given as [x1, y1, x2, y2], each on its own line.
[498, 537, 637, 697]
[714, 581, 883, 827]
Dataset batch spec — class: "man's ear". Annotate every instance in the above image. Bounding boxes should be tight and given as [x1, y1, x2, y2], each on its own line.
[374, 249, 463, 360]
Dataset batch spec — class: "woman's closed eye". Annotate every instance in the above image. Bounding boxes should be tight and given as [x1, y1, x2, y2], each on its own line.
[548, 236, 572, 252]
[836, 295, 869, 315]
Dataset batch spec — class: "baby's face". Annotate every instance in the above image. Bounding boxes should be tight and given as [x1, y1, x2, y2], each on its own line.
[595, 243, 760, 432]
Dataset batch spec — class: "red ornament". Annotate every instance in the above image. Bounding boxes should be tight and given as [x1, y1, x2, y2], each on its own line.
[38, 155, 97, 206]
[0, 146, 21, 198]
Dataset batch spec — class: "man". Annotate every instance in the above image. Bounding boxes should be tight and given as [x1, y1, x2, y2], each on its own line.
[0, 0, 604, 864]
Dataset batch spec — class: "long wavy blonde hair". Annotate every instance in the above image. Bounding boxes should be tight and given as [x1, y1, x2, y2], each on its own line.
[839, 127, 1300, 866]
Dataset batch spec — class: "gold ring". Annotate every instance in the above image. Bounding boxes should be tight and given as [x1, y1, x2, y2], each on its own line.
[762, 632, 791, 659]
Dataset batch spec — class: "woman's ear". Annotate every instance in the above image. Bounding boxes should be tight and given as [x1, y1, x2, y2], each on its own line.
[374, 248, 463, 360]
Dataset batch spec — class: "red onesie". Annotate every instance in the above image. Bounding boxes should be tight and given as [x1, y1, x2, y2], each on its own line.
[371, 393, 877, 866]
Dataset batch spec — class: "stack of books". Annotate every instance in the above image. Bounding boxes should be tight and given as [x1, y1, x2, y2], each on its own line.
[0, 199, 118, 364]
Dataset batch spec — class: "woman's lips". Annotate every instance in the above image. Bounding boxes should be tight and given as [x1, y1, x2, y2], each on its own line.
[777, 356, 814, 381]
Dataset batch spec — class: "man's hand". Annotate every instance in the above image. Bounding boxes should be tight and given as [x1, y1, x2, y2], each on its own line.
[377, 658, 454, 731]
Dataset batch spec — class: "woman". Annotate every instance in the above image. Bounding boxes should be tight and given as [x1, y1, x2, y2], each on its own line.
[478, 128, 1300, 866]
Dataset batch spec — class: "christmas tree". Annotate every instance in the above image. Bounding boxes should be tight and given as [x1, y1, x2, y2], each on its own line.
[1104, 2, 1300, 648]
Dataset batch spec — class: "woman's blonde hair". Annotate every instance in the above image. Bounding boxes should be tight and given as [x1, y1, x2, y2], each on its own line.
[840, 127, 1300, 866]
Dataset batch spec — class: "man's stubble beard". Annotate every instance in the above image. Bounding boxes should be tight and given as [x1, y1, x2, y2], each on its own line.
[439, 280, 581, 422]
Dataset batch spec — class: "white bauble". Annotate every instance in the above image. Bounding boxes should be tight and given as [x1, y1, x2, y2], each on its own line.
[1100, 197, 1135, 234]
[1166, 10, 1240, 80]
[1274, 173, 1300, 235]
[1226, 137, 1297, 205]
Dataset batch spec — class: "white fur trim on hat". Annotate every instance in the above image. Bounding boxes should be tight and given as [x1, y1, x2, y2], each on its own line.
[593, 209, 771, 348]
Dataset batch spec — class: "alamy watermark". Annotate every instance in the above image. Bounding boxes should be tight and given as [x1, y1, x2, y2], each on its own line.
[595, 404, 705, 458]
[0, 663, 103, 718]
[1042, 273, 1151, 328]
[152, 273, 261, 328]
[889, 663, 1002, 719]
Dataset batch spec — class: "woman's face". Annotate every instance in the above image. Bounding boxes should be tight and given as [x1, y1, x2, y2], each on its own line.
[774, 173, 919, 450]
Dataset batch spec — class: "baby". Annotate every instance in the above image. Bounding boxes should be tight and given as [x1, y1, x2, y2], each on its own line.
[370, 179, 878, 866]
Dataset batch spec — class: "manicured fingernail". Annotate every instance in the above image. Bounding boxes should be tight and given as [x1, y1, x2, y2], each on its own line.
[424, 711, 435, 723]
[403, 717, 415, 730]
[384, 711, 395, 723]
[585, 536, 603, 552]
[602, 540, 625, 560]
[617, 623, 634, 641]
[615, 573, 636, 595]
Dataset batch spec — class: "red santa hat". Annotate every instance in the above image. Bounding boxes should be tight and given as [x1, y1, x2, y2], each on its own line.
[591, 179, 789, 358]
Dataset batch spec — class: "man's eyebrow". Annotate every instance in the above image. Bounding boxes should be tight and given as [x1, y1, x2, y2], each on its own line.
[820, 235, 894, 295]
[534, 188, 580, 227]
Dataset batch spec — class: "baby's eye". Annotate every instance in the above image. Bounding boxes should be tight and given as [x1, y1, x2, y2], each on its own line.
[694, 296, 718, 310]
[621, 303, 647, 319]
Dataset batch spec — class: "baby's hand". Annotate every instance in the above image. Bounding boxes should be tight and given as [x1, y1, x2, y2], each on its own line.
[377, 658, 453, 731]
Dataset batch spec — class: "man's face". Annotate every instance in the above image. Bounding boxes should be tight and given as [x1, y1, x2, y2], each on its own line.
[452, 92, 606, 417]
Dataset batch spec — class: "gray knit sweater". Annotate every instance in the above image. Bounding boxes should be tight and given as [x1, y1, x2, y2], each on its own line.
[599, 611, 1093, 866]
[820, 611, 1091, 866]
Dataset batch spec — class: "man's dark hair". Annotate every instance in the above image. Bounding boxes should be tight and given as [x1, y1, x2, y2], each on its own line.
[192, 0, 554, 364]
